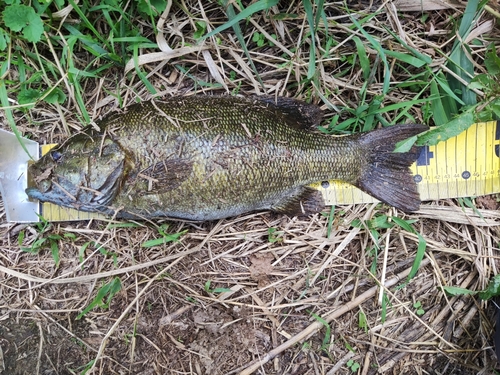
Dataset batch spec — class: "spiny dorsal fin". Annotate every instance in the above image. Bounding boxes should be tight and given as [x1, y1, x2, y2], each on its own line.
[252, 96, 324, 129]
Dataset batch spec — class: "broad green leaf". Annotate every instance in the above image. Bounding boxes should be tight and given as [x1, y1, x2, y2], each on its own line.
[443, 286, 477, 296]
[490, 98, 500, 119]
[479, 274, 500, 300]
[137, 0, 166, 16]
[2, 4, 44, 43]
[467, 81, 485, 91]
[0, 29, 8, 51]
[17, 88, 40, 107]
[485, 43, 500, 75]
[417, 112, 474, 146]
[394, 135, 418, 153]
[43, 88, 67, 104]
[193, 20, 207, 40]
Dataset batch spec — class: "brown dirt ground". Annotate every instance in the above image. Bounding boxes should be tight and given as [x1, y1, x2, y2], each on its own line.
[2, 209, 500, 374]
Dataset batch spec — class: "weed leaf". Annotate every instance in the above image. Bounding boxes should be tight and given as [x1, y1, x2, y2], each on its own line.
[141, 229, 187, 248]
[2, 4, 44, 43]
[0, 29, 8, 51]
[77, 278, 122, 319]
[200, 0, 279, 41]
[394, 135, 418, 153]
[17, 88, 40, 107]
[417, 112, 474, 146]
[443, 286, 477, 296]
[479, 274, 500, 300]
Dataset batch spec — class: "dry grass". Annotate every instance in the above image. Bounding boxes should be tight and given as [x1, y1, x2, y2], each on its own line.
[1, 1, 500, 374]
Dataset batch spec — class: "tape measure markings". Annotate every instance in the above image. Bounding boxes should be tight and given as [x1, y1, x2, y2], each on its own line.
[318, 121, 500, 206]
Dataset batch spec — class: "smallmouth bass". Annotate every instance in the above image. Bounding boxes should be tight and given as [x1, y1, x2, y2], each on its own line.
[26, 96, 427, 220]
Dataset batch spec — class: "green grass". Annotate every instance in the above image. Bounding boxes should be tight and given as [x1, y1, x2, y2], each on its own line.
[1, 0, 495, 138]
[76, 277, 122, 319]
[141, 224, 187, 248]
[2, 0, 498, 319]
[17, 215, 76, 268]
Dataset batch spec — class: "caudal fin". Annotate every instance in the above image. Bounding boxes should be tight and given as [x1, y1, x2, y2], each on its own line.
[355, 124, 428, 212]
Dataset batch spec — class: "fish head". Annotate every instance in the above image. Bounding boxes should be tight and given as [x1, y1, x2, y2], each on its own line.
[26, 133, 129, 211]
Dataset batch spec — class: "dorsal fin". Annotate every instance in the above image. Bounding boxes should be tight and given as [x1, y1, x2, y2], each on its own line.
[252, 96, 324, 128]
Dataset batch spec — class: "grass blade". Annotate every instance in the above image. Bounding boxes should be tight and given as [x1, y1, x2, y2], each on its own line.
[76, 277, 122, 320]
[303, 0, 317, 79]
[430, 79, 449, 125]
[384, 50, 426, 68]
[200, 0, 279, 41]
[350, 15, 390, 94]
[223, 1, 265, 89]
[447, 0, 480, 107]
[353, 36, 370, 80]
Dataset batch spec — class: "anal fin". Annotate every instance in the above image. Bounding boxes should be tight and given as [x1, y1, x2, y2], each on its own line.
[271, 186, 325, 216]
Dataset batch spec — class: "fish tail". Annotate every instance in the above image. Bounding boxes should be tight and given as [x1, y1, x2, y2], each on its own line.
[355, 124, 428, 212]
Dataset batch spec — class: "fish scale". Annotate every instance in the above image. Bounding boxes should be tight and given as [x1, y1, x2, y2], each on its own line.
[26, 96, 427, 220]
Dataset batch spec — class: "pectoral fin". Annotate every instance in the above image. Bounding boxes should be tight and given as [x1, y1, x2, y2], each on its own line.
[140, 157, 193, 193]
[271, 186, 325, 216]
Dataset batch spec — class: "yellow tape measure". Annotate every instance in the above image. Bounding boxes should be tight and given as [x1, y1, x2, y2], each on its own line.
[39, 121, 500, 221]
[313, 121, 500, 206]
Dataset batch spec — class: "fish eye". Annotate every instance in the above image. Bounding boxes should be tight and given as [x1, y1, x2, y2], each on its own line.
[50, 150, 63, 162]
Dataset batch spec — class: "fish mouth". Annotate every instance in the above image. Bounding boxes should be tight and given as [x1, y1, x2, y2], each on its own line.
[25, 186, 49, 201]
[25, 185, 77, 206]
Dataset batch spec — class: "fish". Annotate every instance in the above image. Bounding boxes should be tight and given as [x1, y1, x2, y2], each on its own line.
[25, 95, 427, 221]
